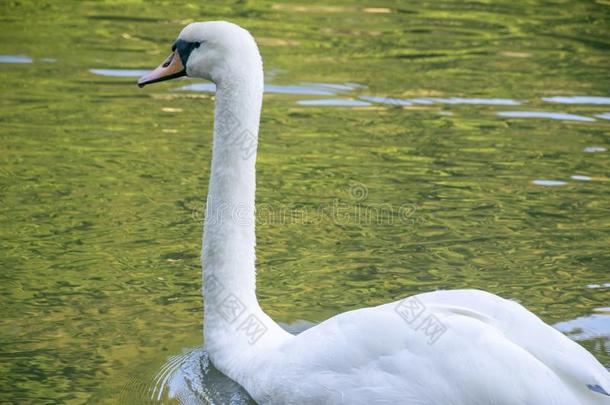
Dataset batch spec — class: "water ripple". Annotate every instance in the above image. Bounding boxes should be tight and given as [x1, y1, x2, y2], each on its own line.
[361, 96, 521, 106]
[532, 179, 567, 186]
[0, 55, 32, 64]
[554, 311, 610, 341]
[424, 97, 521, 106]
[360, 96, 412, 106]
[297, 98, 372, 106]
[497, 111, 595, 122]
[594, 113, 610, 120]
[148, 348, 253, 404]
[542, 96, 610, 105]
[90, 68, 151, 77]
[583, 146, 607, 153]
[175, 82, 343, 96]
[264, 84, 336, 95]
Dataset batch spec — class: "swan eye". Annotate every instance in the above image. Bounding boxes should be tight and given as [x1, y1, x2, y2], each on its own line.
[194, 42, 202, 48]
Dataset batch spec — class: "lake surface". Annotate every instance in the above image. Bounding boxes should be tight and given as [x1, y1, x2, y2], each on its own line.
[1, 0, 609, 403]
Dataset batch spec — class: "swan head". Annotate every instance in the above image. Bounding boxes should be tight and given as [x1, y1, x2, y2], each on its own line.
[138, 21, 260, 87]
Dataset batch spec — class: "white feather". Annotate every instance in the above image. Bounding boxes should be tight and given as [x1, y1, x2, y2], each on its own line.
[154, 21, 610, 404]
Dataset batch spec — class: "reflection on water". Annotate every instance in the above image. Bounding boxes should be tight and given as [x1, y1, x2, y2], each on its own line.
[176, 83, 341, 96]
[588, 283, 610, 289]
[532, 179, 567, 186]
[264, 84, 337, 95]
[583, 146, 607, 153]
[90, 68, 152, 77]
[434, 98, 520, 105]
[554, 310, 610, 341]
[118, 348, 254, 404]
[0, 54, 32, 63]
[360, 96, 521, 106]
[89, 69, 609, 120]
[595, 113, 610, 120]
[151, 349, 253, 404]
[304, 82, 364, 92]
[0, 55, 54, 64]
[360, 96, 412, 106]
[297, 98, 371, 106]
[174, 81, 365, 95]
[139, 321, 314, 404]
[571, 175, 591, 181]
[89, 69, 610, 118]
[497, 111, 595, 122]
[542, 96, 610, 105]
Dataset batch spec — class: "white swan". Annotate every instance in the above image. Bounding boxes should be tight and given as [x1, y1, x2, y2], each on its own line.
[138, 21, 610, 404]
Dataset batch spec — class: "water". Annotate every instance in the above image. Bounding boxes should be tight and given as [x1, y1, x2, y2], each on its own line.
[0, 0, 609, 403]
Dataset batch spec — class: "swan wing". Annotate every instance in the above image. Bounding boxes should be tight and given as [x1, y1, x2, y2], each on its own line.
[418, 289, 610, 400]
[247, 289, 609, 404]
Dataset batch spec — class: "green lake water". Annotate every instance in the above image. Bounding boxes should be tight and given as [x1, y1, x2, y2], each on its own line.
[1, 0, 609, 403]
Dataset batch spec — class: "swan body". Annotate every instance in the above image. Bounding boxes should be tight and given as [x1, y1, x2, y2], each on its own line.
[139, 21, 610, 404]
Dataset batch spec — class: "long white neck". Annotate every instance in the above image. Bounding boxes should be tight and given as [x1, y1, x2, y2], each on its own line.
[203, 69, 262, 312]
[201, 60, 290, 377]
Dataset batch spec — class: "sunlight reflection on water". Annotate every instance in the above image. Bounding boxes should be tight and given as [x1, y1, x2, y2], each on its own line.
[0, 55, 32, 63]
[90, 68, 151, 77]
[594, 113, 610, 120]
[554, 311, 610, 341]
[297, 98, 372, 106]
[532, 180, 567, 186]
[360, 96, 521, 106]
[542, 96, 610, 105]
[86, 69, 610, 127]
[497, 111, 595, 122]
[583, 146, 607, 153]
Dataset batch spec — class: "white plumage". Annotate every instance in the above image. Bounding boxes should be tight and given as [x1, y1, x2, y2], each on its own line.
[139, 21, 610, 404]
[244, 289, 609, 404]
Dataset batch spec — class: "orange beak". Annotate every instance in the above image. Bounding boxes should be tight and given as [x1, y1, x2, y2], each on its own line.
[137, 52, 186, 88]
